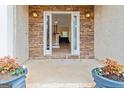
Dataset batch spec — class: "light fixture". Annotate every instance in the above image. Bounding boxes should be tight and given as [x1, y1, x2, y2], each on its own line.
[32, 11, 38, 17]
[85, 12, 91, 18]
[53, 20, 58, 34]
[54, 20, 58, 25]
[54, 16, 58, 25]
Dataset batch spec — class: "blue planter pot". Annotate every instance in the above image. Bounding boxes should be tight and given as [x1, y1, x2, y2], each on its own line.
[92, 68, 124, 88]
[0, 67, 28, 88]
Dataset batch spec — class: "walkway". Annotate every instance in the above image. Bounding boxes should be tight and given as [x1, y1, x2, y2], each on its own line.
[25, 59, 102, 88]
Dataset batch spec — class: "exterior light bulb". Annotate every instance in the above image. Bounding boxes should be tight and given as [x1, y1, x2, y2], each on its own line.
[32, 12, 38, 17]
[85, 13, 90, 18]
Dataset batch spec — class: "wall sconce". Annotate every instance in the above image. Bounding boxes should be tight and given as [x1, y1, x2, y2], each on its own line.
[32, 11, 38, 17]
[85, 12, 91, 18]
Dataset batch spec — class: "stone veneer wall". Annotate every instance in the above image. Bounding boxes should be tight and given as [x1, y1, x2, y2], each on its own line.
[29, 5, 94, 59]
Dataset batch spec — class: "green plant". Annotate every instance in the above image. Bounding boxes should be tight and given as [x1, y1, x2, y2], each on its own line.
[10, 67, 25, 76]
[0, 56, 25, 76]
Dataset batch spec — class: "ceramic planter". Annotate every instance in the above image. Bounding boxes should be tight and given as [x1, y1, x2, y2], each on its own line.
[0, 67, 28, 88]
[92, 68, 124, 88]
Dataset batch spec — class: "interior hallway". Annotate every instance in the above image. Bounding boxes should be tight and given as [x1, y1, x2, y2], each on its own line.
[52, 43, 71, 56]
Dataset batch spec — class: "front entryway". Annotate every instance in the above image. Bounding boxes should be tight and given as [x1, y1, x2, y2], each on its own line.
[44, 11, 80, 56]
[52, 14, 71, 57]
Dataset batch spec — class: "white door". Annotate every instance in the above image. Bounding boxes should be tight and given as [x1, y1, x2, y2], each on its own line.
[44, 12, 52, 55]
[71, 12, 80, 55]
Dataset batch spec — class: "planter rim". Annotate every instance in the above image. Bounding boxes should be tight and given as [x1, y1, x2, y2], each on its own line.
[92, 68, 124, 84]
[0, 67, 28, 84]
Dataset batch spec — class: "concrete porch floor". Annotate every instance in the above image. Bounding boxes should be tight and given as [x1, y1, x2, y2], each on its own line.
[25, 59, 102, 88]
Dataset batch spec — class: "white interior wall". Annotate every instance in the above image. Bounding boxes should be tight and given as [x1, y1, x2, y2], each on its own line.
[52, 14, 71, 27]
[52, 14, 71, 42]
[94, 5, 124, 64]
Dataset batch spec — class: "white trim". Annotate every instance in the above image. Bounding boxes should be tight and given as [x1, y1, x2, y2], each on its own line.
[44, 11, 79, 14]
[71, 14, 73, 55]
[77, 12, 80, 56]
[43, 12, 45, 56]
[43, 11, 80, 56]
[71, 12, 80, 55]
[43, 12, 52, 55]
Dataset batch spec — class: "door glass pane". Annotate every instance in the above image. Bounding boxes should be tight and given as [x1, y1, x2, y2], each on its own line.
[73, 16, 77, 50]
[46, 15, 50, 50]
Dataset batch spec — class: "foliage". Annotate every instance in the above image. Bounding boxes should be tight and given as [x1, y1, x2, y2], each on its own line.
[0, 56, 25, 76]
[96, 58, 124, 81]
[101, 58, 124, 76]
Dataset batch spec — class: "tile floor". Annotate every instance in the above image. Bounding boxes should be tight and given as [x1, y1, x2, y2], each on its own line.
[52, 43, 71, 57]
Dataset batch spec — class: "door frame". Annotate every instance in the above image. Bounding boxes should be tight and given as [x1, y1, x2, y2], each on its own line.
[43, 11, 80, 56]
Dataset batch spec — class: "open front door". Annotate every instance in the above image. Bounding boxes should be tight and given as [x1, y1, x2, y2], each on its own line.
[44, 12, 52, 55]
[71, 12, 80, 55]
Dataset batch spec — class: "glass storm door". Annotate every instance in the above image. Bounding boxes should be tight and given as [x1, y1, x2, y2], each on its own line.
[71, 12, 80, 55]
[44, 12, 52, 55]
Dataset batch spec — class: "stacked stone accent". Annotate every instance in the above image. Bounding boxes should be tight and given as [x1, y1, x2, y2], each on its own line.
[29, 5, 94, 59]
